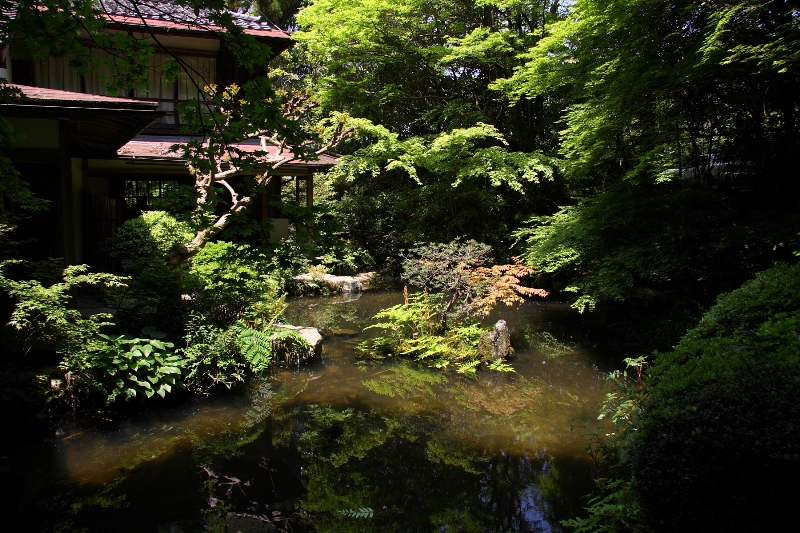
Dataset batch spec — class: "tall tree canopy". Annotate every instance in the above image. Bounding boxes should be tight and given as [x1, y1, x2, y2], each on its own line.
[295, 0, 566, 149]
[500, 0, 800, 310]
[291, 0, 569, 258]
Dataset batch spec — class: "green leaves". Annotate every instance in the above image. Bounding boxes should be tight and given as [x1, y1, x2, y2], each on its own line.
[338, 507, 374, 519]
[0, 261, 127, 356]
[293, 1, 568, 258]
[334, 122, 556, 191]
[93, 328, 185, 404]
[495, 0, 800, 193]
[235, 325, 275, 372]
[560, 479, 640, 533]
[295, 0, 559, 143]
[113, 212, 195, 258]
[233, 321, 312, 373]
[515, 177, 800, 312]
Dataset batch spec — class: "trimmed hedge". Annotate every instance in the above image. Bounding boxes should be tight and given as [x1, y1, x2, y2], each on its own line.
[632, 263, 800, 532]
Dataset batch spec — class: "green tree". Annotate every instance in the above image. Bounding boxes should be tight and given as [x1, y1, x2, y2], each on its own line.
[292, 0, 569, 258]
[501, 0, 800, 311]
[325, 121, 560, 259]
[296, 0, 565, 147]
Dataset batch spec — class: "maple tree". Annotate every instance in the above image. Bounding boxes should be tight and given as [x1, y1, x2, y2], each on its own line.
[167, 82, 359, 264]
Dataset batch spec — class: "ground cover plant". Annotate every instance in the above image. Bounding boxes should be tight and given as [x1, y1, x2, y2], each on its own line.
[0, 207, 315, 405]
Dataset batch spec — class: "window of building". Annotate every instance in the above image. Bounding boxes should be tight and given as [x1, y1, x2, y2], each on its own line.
[125, 180, 180, 209]
[32, 52, 217, 130]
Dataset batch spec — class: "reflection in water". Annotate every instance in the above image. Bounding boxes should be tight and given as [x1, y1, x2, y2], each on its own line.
[41, 292, 610, 532]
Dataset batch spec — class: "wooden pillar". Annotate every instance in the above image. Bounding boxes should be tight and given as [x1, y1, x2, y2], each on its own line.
[261, 192, 269, 221]
[59, 118, 76, 265]
[70, 158, 85, 264]
[305, 174, 313, 207]
[295, 176, 300, 203]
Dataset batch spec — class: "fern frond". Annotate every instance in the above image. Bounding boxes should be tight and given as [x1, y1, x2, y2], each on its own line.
[487, 359, 515, 372]
[456, 359, 481, 374]
[338, 507, 374, 519]
[236, 326, 274, 372]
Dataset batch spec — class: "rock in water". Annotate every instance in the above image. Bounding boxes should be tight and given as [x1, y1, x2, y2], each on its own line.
[477, 320, 513, 362]
[273, 324, 323, 364]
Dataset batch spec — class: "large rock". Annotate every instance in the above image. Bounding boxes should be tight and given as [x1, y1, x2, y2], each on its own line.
[273, 324, 323, 364]
[477, 320, 513, 362]
[295, 272, 380, 293]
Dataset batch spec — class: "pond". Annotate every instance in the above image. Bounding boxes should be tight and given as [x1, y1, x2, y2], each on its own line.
[6, 291, 614, 532]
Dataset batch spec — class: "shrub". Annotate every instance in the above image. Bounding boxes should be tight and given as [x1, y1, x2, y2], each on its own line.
[110, 212, 193, 333]
[112, 213, 291, 331]
[321, 245, 375, 276]
[265, 240, 312, 293]
[113, 211, 194, 258]
[182, 317, 248, 392]
[0, 261, 188, 404]
[630, 262, 800, 532]
[73, 327, 185, 404]
[401, 239, 547, 323]
[364, 289, 484, 373]
[186, 241, 279, 324]
[181, 299, 309, 392]
[363, 241, 546, 373]
[0, 261, 125, 355]
[364, 288, 513, 374]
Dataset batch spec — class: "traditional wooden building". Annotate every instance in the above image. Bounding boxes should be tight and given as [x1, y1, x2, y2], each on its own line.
[1, 1, 336, 270]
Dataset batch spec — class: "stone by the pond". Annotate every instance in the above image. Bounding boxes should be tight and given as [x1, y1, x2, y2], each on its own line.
[273, 324, 323, 364]
[477, 320, 513, 362]
[294, 271, 380, 293]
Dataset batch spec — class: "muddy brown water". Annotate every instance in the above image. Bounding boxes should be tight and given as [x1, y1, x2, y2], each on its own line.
[22, 291, 614, 532]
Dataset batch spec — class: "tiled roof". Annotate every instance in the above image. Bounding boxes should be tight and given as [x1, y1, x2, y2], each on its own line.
[2, 1, 290, 40]
[0, 86, 164, 157]
[7, 84, 160, 109]
[98, 0, 290, 39]
[118, 135, 339, 168]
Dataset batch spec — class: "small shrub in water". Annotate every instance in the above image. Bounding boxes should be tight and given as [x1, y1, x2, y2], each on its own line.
[364, 240, 547, 373]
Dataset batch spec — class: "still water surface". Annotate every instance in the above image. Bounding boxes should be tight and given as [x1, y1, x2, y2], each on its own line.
[50, 291, 612, 532]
